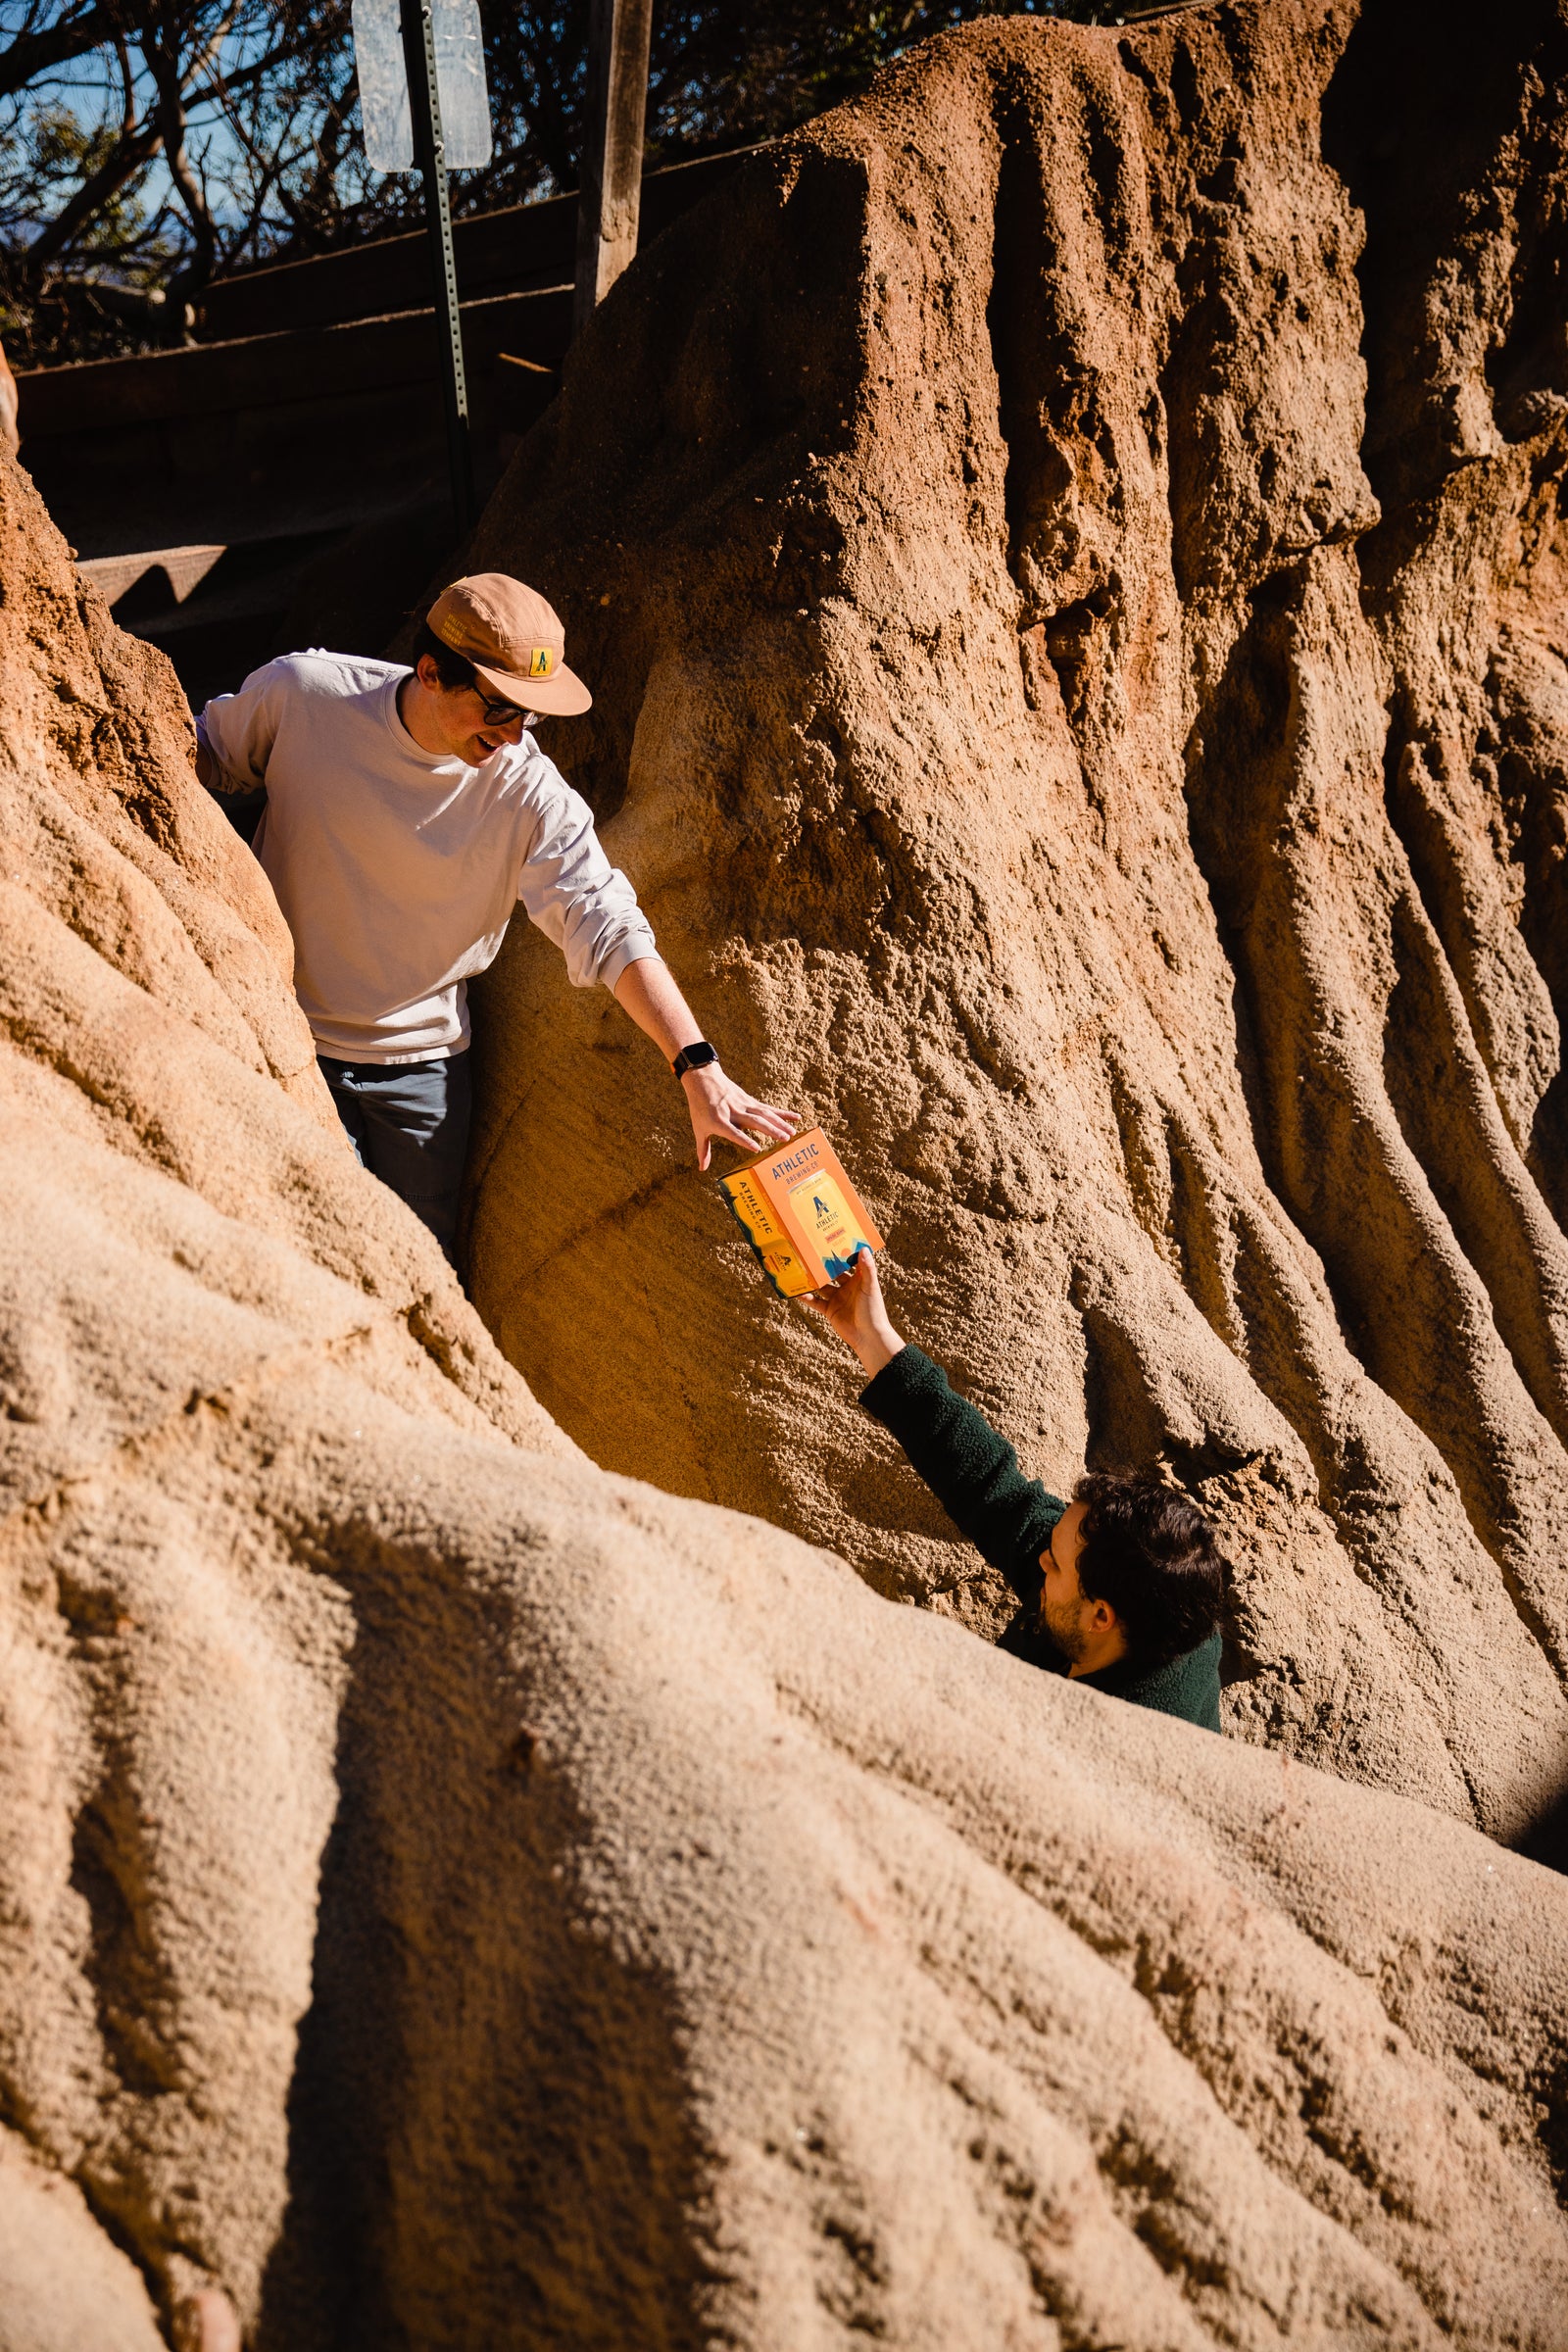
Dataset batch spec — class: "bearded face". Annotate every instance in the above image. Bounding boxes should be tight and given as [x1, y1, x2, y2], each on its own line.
[1040, 1579, 1095, 1665]
[1037, 1499, 1123, 1673]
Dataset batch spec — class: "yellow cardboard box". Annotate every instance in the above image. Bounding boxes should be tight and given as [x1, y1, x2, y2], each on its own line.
[719, 1126, 883, 1298]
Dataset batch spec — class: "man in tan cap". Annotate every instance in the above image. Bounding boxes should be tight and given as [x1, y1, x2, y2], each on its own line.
[194, 573, 795, 1260]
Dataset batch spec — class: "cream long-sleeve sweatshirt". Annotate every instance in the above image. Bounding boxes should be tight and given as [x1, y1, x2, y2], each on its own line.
[199, 650, 658, 1063]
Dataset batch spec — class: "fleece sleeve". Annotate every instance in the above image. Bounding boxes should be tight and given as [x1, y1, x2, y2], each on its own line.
[515, 759, 659, 990]
[859, 1346, 1065, 1602]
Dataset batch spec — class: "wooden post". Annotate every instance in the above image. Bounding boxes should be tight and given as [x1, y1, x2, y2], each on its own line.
[573, 0, 655, 336]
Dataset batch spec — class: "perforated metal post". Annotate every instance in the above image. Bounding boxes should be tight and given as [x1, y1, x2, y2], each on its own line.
[401, 0, 476, 535]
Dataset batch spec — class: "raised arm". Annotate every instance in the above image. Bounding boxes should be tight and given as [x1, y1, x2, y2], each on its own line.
[806, 1252, 1062, 1597]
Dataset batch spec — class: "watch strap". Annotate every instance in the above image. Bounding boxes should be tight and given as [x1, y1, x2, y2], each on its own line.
[671, 1040, 719, 1081]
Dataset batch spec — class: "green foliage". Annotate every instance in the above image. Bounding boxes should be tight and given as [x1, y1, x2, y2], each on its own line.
[24, 103, 148, 250]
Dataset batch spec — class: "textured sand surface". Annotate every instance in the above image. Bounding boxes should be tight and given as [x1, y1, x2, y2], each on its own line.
[2, 4, 1568, 2347]
[465, 0, 1568, 1851]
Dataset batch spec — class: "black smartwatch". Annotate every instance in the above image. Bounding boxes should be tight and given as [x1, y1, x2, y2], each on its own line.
[671, 1040, 720, 1081]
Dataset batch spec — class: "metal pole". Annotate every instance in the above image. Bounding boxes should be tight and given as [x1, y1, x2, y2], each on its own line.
[402, 0, 475, 536]
[573, 0, 655, 337]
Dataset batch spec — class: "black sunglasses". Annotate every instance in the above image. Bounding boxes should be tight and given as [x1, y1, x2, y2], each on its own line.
[475, 691, 531, 727]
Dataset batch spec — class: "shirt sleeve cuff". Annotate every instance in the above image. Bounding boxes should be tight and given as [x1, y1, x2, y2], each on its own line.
[594, 933, 661, 994]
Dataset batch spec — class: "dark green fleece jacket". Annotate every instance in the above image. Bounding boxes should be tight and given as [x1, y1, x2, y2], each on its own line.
[860, 1346, 1222, 1733]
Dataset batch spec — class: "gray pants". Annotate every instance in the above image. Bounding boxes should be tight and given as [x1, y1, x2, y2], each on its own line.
[318, 1051, 472, 1264]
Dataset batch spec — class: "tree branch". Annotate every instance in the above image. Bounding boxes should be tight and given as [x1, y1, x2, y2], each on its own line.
[24, 116, 162, 270]
[140, 16, 223, 297]
[0, 3, 157, 106]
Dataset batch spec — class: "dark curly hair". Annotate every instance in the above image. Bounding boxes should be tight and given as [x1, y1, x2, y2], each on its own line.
[1071, 1470, 1227, 1673]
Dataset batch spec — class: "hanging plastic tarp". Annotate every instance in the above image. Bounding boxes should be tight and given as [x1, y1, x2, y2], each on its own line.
[352, 0, 493, 172]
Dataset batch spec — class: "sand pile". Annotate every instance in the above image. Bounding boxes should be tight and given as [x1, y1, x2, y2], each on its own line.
[463, 0, 1568, 1853]
[2, 4, 1567, 2346]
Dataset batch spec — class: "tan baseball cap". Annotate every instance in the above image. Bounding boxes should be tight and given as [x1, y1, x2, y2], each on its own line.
[425, 572, 592, 716]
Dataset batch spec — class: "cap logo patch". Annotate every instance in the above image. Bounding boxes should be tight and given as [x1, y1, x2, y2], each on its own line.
[528, 646, 556, 679]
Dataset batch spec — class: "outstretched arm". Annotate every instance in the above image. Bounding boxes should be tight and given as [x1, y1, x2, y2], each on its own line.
[612, 955, 799, 1170]
[807, 1251, 1060, 1596]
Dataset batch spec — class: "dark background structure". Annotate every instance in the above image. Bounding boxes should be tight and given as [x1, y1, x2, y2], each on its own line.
[0, 0, 1127, 369]
[1, 1, 1159, 710]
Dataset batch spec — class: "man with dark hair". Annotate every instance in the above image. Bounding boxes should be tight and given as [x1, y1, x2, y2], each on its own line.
[807, 1253, 1227, 1729]
[195, 572, 795, 1260]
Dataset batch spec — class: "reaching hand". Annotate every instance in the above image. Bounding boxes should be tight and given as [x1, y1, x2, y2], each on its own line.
[682, 1063, 799, 1171]
[801, 1248, 906, 1378]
